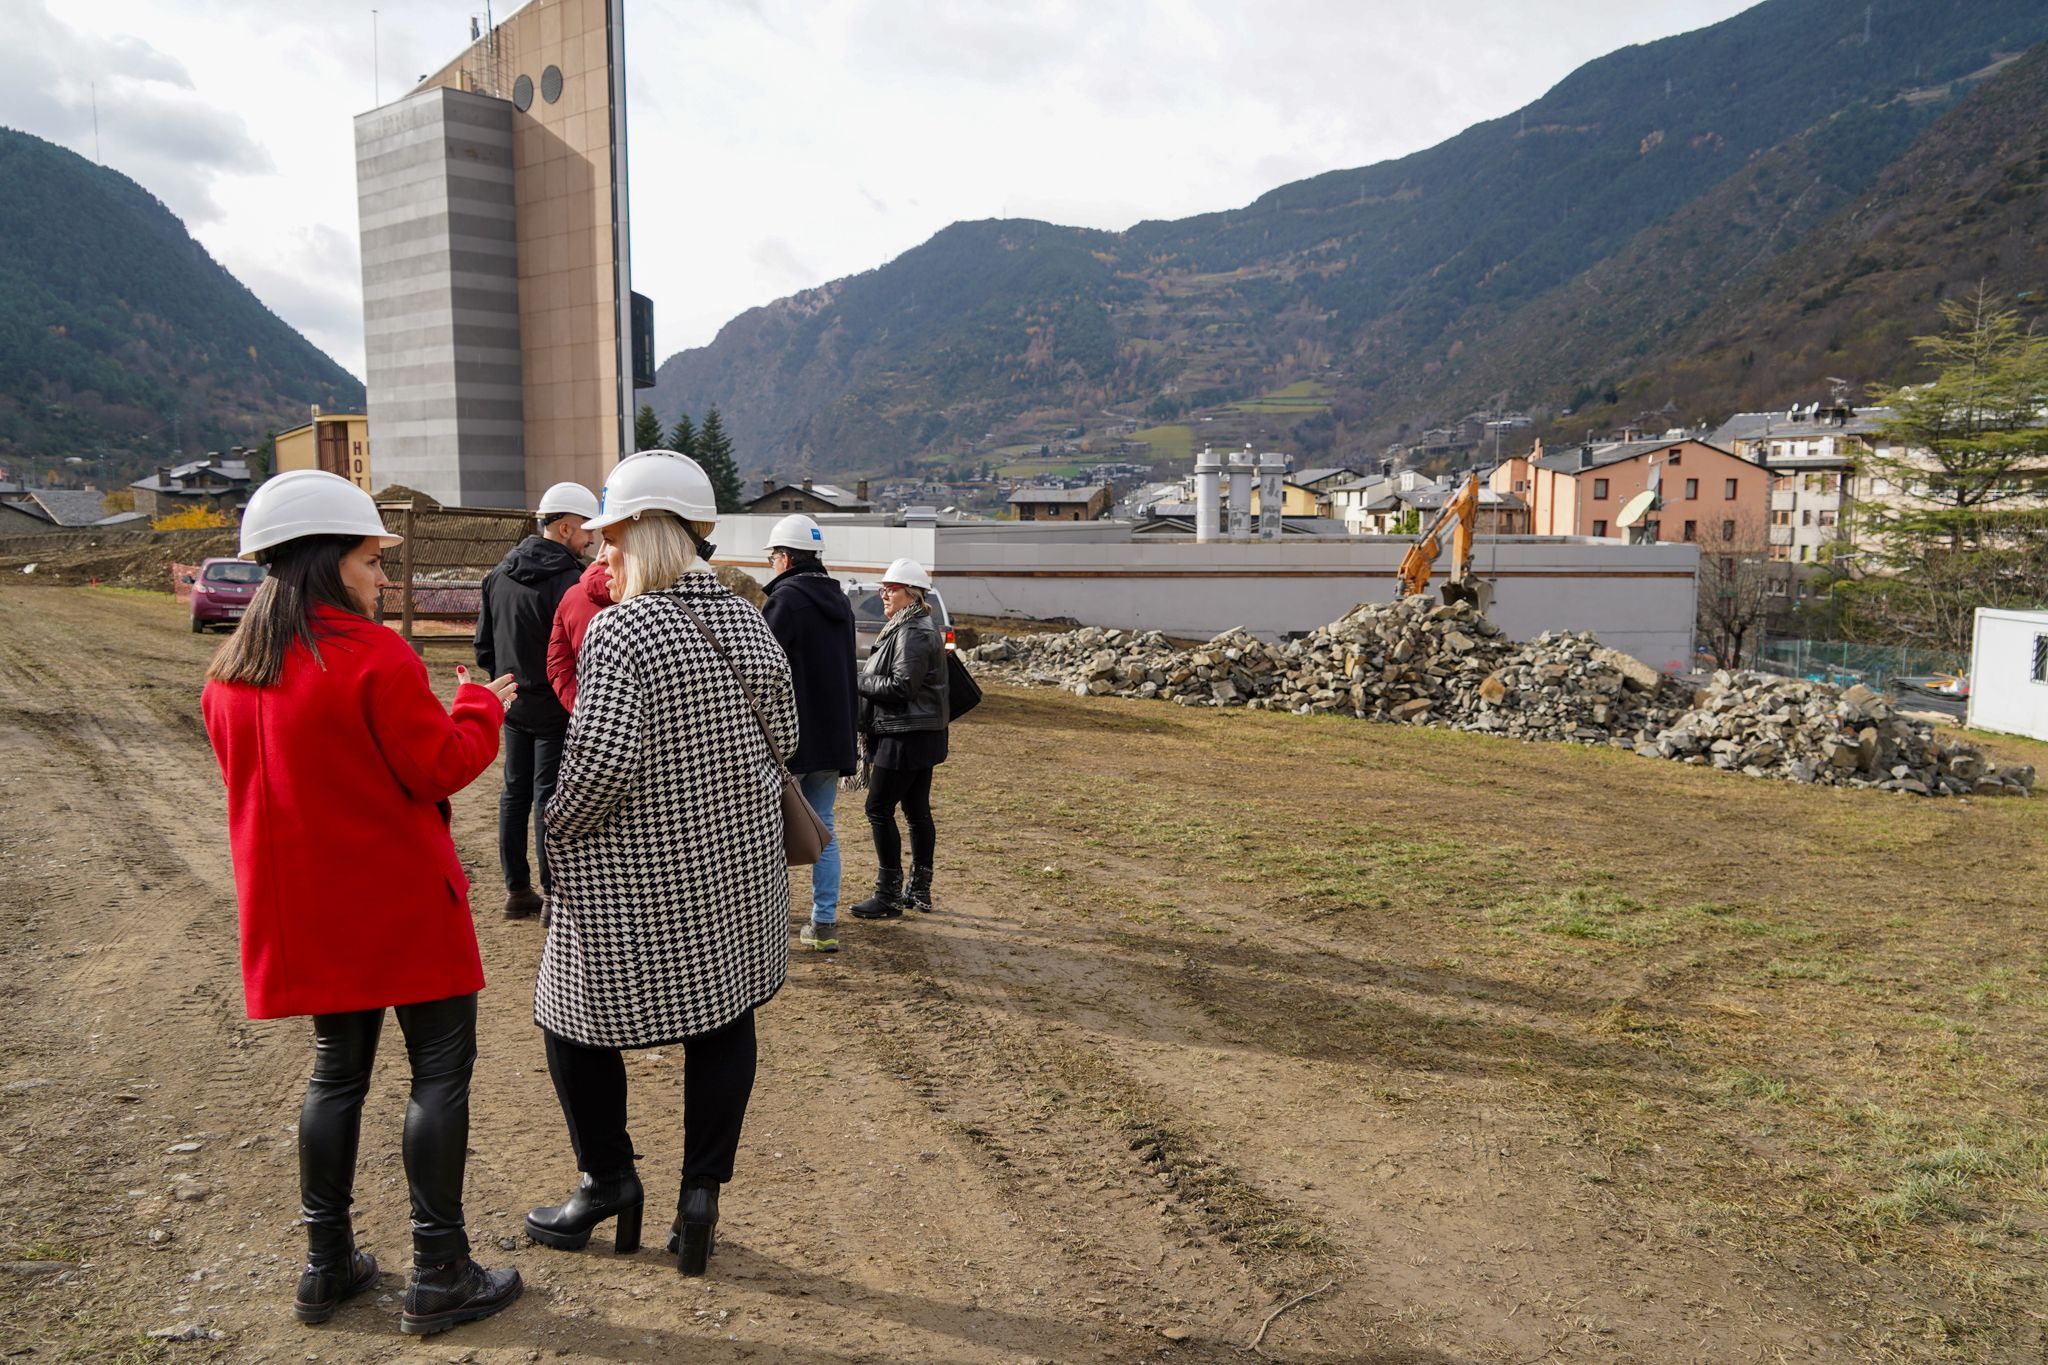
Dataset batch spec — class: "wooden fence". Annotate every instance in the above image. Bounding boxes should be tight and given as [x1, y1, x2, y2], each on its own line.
[375, 498, 531, 651]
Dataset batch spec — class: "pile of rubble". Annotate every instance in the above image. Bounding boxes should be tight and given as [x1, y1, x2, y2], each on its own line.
[964, 598, 2033, 798]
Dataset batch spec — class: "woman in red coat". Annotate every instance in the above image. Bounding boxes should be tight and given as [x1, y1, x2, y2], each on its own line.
[201, 471, 524, 1337]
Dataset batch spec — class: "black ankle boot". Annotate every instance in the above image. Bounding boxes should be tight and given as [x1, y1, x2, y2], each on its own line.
[849, 868, 904, 920]
[399, 1256, 522, 1336]
[905, 864, 935, 914]
[293, 1247, 377, 1325]
[666, 1181, 720, 1275]
[525, 1169, 644, 1253]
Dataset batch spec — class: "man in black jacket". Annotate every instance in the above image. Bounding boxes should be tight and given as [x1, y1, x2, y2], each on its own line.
[760, 515, 858, 952]
[475, 482, 598, 919]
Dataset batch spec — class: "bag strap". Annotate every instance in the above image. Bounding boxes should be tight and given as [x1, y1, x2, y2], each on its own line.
[669, 596, 791, 772]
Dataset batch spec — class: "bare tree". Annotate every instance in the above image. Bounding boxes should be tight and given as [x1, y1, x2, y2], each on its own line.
[1694, 516, 1777, 670]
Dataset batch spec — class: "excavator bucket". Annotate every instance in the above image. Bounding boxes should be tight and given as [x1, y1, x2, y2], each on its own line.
[1440, 578, 1494, 613]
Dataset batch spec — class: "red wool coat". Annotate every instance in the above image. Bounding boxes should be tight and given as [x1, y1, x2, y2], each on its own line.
[547, 559, 613, 712]
[202, 606, 504, 1019]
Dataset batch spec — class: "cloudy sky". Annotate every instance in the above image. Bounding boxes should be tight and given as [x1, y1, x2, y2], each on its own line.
[2, 0, 1759, 380]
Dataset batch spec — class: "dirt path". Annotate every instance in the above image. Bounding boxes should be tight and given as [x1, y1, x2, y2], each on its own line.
[2, 585, 2043, 1362]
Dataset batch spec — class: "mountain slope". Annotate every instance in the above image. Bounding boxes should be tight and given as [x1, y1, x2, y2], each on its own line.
[651, 0, 2048, 473]
[0, 128, 364, 472]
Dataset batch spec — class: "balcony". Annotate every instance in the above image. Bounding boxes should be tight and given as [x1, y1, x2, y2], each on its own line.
[1768, 526, 1794, 546]
[1770, 490, 1796, 511]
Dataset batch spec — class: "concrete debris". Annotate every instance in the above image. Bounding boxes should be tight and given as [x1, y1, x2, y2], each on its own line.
[966, 598, 2031, 799]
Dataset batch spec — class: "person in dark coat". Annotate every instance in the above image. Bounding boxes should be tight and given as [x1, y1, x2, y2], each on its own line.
[759, 515, 858, 952]
[849, 557, 950, 920]
[474, 482, 597, 919]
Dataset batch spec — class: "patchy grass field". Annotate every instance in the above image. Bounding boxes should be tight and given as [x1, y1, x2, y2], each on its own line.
[1230, 380, 1335, 415]
[5, 585, 2048, 1362]
[1124, 422, 1195, 461]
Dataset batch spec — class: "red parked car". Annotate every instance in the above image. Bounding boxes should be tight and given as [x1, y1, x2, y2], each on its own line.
[187, 557, 267, 632]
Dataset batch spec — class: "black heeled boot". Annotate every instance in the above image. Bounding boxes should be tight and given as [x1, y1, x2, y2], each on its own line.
[399, 1256, 522, 1336]
[905, 864, 935, 914]
[293, 1243, 377, 1325]
[849, 868, 904, 920]
[524, 1169, 644, 1253]
[667, 1180, 720, 1275]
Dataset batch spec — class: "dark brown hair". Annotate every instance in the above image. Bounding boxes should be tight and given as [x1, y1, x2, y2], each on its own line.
[205, 535, 368, 688]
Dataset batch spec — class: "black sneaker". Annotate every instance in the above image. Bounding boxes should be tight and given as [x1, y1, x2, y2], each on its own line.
[399, 1257, 522, 1336]
[293, 1249, 377, 1324]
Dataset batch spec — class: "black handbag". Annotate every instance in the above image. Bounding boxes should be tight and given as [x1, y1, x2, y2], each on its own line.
[946, 650, 983, 720]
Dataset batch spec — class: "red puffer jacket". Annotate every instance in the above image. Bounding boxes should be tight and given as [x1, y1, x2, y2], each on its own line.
[548, 559, 613, 712]
[202, 605, 503, 1019]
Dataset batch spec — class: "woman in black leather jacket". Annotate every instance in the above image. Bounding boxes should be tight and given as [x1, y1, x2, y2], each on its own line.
[849, 557, 949, 919]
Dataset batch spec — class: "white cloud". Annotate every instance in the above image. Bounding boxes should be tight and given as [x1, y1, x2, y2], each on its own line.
[0, 0, 1763, 381]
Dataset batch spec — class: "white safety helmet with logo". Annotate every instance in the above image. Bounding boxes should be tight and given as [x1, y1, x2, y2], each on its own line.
[763, 514, 826, 554]
[582, 450, 719, 530]
[536, 481, 601, 521]
[239, 469, 401, 559]
[879, 557, 934, 590]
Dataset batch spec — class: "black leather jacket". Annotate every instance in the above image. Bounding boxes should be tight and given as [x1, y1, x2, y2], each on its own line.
[857, 607, 948, 734]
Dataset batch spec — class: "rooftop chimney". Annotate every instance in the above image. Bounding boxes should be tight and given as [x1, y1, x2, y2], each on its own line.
[763, 477, 776, 497]
[1194, 447, 1223, 542]
[856, 479, 870, 502]
[801, 477, 814, 492]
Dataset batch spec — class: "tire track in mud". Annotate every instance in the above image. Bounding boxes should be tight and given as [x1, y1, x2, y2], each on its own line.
[816, 902, 1442, 1363]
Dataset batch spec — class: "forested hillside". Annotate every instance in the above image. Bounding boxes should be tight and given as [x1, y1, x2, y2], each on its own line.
[649, 0, 2048, 473]
[0, 128, 363, 474]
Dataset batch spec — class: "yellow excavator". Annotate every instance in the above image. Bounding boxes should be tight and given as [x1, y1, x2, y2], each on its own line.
[1394, 471, 1492, 610]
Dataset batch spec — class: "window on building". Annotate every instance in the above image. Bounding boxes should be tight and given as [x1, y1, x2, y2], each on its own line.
[1668, 452, 1682, 465]
[1771, 509, 1790, 526]
[2035, 635, 2048, 684]
[1799, 545, 1810, 562]
[1685, 478, 1699, 500]
[1817, 510, 1836, 527]
[1801, 510, 1812, 526]
[1682, 520, 1696, 542]
[1721, 519, 1735, 541]
[1592, 519, 1608, 537]
[1515, 480, 1527, 492]
[1724, 478, 1739, 499]
[1593, 478, 1609, 499]
[1770, 543, 1789, 561]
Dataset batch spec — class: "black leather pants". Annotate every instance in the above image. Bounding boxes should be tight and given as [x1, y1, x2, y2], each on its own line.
[301, 993, 477, 1265]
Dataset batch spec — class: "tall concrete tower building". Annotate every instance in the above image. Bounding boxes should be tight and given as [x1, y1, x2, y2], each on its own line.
[354, 0, 650, 508]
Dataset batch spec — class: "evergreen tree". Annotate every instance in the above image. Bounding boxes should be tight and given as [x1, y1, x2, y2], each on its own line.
[633, 403, 665, 451]
[696, 406, 746, 513]
[1835, 288, 2048, 652]
[668, 412, 698, 457]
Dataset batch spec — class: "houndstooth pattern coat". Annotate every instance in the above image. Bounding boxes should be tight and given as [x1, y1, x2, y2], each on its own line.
[535, 571, 796, 1049]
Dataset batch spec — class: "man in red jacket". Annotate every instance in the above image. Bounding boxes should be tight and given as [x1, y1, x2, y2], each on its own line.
[548, 557, 614, 712]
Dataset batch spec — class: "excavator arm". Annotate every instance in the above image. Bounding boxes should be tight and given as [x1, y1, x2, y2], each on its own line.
[1395, 472, 1481, 601]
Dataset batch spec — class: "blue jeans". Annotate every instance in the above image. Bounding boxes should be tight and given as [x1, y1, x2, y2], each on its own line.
[799, 770, 842, 925]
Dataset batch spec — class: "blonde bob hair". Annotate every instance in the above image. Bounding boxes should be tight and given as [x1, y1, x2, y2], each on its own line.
[609, 512, 716, 602]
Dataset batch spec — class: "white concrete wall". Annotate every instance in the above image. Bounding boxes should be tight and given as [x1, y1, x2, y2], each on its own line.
[1967, 608, 2048, 740]
[710, 517, 1700, 669]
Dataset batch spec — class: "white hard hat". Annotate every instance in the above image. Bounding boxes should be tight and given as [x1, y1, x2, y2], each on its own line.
[239, 470, 399, 559]
[584, 450, 718, 530]
[880, 557, 933, 590]
[763, 514, 825, 553]
[537, 481, 600, 519]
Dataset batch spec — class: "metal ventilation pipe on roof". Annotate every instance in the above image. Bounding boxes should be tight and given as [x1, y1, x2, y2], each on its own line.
[1194, 447, 1223, 542]
[1226, 446, 1256, 540]
[1257, 451, 1288, 540]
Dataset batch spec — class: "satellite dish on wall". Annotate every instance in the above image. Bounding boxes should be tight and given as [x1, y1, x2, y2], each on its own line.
[1616, 489, 1658, 528]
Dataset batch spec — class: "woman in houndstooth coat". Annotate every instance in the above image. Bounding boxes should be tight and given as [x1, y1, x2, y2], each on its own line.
[525, 451, 796, 1276]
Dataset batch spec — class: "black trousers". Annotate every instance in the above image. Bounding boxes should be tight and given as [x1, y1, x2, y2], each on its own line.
[542, 1010, 757, 1184]
[499, 723, 564, 892]
[866, 764, 936, 869]
[301, 993, 476, 1266]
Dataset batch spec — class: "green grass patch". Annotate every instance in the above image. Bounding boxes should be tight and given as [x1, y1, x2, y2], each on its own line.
[1124, 424, 1194, 461]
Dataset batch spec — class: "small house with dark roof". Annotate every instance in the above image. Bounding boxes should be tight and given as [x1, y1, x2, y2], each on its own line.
[745, 477, 873, 516]
[130, 456, 254, 519]
[1008, 484, 1112, 521]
